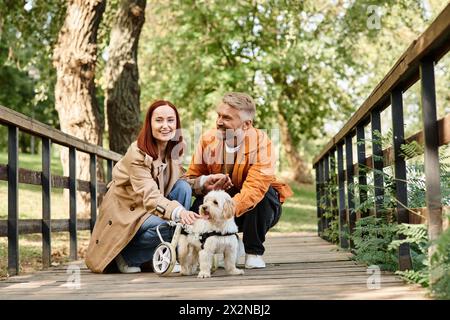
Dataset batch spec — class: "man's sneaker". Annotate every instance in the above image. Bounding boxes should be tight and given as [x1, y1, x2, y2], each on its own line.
[115, 254, 141, 273]
[172, 262, 181, 273]
[216, 254, 225, 269]
[237, 238, 245, 258]
[245, 254, 266, 269]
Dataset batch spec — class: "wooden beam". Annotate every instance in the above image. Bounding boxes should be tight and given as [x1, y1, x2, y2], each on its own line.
[335, 114, 449, 176]
[0, 164, 107, 194]
[0, 105, 122, 162]
[0, 219, 91, 237]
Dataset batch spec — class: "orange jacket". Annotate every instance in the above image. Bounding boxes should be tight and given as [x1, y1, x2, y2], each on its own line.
[186, 127, 293, 216]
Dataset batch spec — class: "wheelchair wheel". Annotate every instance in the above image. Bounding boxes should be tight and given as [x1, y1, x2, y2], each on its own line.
[152, 242, 176, 276]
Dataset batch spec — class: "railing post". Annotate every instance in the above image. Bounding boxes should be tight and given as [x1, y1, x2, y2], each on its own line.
[345, 134, 355, 249]
[107, 159, 113, 183]
[371, 109, 384, 218]
[8, 125, 19, 276]
[315, 163, 321, 236]
[356, 124, 368, 218]
[69, 146, 77, 260]
[318, 160, 325, 236]
[420, 59, 442, 248]
[90, 154, 97, 233]
[330, 149, 338, 222]
[42, 137, 51, 268]
[324, 154, 330, 234]
[337, 142, 349, 248]
[320, 159, 327, 234]
[391, 89, 412, 271]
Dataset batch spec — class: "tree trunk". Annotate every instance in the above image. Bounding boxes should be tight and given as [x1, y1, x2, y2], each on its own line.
[104, 0, 146, 154]
[53, 0, 106, 218]
[278, 113, 312, 184]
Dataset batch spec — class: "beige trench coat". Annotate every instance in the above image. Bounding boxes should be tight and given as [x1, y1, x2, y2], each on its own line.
[85, 141, 184, 273]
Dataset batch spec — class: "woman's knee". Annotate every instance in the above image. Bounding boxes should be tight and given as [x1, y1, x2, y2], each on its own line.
[173, 180, 192, 198]
[176, 179, 191, 192]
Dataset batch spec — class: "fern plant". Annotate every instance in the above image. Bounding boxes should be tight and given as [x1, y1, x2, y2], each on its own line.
[318, 156, 340, 244]
[349, 132, 450, 299]
[429, 215, 450, 299]
[389, 224, 430, 287]
[351, 215, 399, 271]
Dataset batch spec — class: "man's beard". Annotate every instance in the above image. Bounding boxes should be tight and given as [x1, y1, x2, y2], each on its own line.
[216, 127, 244, 146]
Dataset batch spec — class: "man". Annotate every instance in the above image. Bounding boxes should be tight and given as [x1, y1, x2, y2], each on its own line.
[185, 92, 293, 268]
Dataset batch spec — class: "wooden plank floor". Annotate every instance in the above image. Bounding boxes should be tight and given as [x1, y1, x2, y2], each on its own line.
[0, 233, 429, 300]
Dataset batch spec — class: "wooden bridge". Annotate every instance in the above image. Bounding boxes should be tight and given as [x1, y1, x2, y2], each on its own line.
[0, 233, 428, 300]
[0, 5, 449, 300]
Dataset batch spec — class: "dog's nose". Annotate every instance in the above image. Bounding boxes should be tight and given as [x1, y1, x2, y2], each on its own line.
[201, 205, 208, 211]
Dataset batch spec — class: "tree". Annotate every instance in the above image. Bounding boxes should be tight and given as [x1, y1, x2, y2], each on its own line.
[139, 0, 445, 183]
[53, 0, 106, 216]
[0, 1, 65, 151]
[103, 0, 146, 154]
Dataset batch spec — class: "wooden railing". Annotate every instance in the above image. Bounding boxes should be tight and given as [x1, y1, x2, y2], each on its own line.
[312, 4, 450, 270]
[0, 105, 123, 276]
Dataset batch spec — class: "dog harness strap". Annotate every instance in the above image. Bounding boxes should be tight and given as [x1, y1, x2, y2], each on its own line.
[200, 232, 238, 249]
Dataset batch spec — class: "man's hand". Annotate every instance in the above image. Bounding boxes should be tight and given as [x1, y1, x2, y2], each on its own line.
[203, 173, 233, 193]
[180, 210, 202, 225]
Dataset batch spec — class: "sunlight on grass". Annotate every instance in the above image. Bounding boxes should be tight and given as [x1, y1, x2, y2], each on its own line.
[0, 150, 64, 176]
[0, 151, 67, 220]
[0, 181, 67, 220]
[271, 182, 318, 233]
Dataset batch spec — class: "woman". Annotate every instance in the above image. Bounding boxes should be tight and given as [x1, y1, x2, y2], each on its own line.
[85, 100, 200, 274]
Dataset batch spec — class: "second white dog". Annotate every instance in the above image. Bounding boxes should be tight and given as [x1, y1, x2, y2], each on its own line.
[178, 190, 245, 278]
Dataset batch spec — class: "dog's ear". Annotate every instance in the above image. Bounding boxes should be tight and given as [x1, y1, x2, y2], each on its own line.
[223, 198, 235, 220]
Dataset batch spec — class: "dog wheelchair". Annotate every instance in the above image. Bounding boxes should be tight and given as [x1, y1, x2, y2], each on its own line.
[152, 221, 221, 276]
[152, 221, 182, 276]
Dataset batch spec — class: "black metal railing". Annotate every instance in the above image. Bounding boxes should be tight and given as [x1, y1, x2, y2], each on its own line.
[313, 4, 450, 270]
[0, 105, 122, 276]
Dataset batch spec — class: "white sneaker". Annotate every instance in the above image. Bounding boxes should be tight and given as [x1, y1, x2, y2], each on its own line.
[115, 254, 141, 273]
[245, 254, 266, 269]
[237, 238, 245, 258]
[172, 262, 181, 273]
[216, 254, 225, 269]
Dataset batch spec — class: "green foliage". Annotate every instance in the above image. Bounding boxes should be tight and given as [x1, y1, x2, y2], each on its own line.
[429, 215, 450, 299]
[401, 140, 424, 159]
[390, 224, 430, 287]
[0, 0, 64, 152]
[319, 160, 340, 243]
[139, 0, 441, 159]
[322, 218, 340, 244]
[352, 215, 399, 271]
[346, 131, 450, 298]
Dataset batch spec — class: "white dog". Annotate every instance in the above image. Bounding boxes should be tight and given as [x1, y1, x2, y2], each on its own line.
[178, 190, 245, 278]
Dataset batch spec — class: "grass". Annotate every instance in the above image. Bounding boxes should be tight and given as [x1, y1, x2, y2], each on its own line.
[270, 181, 318, 233]
[0, 150, 64, 176]
[0, 150, 66, 220]
[0, 231, 91, 278]
[0, 152, 317, 278]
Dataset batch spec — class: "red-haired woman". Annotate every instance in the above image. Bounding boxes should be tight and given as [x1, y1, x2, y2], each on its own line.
[85, 100, 200, 274]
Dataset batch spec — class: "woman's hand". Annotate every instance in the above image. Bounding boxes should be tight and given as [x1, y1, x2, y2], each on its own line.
[180, 210, 202, 225]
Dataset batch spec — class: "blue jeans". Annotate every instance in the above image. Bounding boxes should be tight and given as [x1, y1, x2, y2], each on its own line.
[120, 179, 192, 267]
